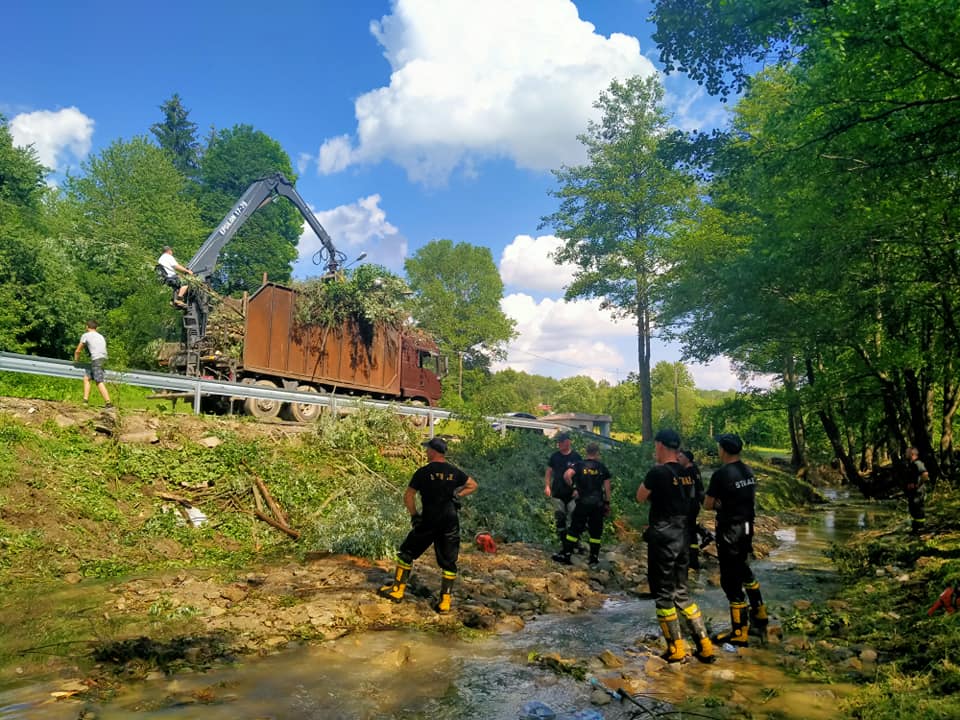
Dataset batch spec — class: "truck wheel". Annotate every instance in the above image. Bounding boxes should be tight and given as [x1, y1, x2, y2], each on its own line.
[243, 379, 282, 419]
[283, 385, 323, 423]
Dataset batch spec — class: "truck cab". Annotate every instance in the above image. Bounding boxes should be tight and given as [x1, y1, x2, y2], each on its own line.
[400, 332, 446, 406]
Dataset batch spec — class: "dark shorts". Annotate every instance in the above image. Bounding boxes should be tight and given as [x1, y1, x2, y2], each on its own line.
[164, 274, 183, 290]
[86, 359, 106, 384]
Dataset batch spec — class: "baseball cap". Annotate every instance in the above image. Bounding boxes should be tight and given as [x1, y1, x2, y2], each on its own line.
[422, 437, 447, 454]
[654, 429, 681, 449]
[555, 432, 571, 442]
[715, 433, 743, 454]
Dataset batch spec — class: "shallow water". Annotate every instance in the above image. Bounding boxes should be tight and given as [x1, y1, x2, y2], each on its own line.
[0, 491, 889, 719]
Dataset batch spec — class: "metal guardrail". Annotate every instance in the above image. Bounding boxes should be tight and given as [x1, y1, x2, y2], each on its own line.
[0, 351, 596, 439]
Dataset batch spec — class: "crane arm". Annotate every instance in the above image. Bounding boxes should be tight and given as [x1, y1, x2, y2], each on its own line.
[187, 172, 345, 279]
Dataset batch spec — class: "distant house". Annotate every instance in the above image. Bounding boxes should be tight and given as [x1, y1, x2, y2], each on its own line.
[542, 412, 612, 438]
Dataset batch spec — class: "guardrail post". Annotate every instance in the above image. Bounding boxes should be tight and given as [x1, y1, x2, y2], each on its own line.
[193, 380, 202, 415]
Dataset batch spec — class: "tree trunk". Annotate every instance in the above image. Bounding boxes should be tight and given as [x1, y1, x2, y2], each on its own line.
[783, 355, 806, 468]
[636, 275, 653, 442]
[806, 358, 862, 489]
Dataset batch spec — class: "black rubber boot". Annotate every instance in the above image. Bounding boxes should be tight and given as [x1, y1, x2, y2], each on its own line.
[657, 612, 687, 663]
[434, 572, 455, 614]
[714, 602, 750, 646]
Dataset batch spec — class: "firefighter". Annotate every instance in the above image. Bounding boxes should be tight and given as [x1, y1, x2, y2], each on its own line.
[378, 437, 478, 613]
[705, 433, 767, 645]
[901, 447, 928, 535]
[678, 449, 705, 573]
[636, 429, 715, 664]
[552, 442, 611, 567]
[544, 432, 583, 553]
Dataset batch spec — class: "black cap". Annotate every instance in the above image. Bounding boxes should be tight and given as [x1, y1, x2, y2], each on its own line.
[681, 449, 695, 463]
[654, 429, 681, 449]
[422, 437, 447, 454]
[715, 433, 743, 454]
[555, 432, 571, 442]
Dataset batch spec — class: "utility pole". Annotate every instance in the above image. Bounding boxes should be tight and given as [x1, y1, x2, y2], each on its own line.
[673, 362, 680, 426]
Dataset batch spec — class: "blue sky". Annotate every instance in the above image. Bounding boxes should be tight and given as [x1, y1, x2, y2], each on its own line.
[3, 0, 746, 390]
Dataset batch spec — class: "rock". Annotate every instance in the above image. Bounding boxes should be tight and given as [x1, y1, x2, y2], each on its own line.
[782, 635, 811, 653]
[643, 656, 668, 675]
[590, 688, 612, 705]
[221, 586, 248, 603]
[707, 668, 736, 682]
[793, 599, 812, 611]
[118, 430, 159, 444]
[54, 414, 76, 428]
[63, 573, 82, 585]
[198, 436, 223, 448]
[597, 649, 624, 668]
[263, 635, 289, 649]
[826, 599, 849, 610]
[494, 616, 525, 634]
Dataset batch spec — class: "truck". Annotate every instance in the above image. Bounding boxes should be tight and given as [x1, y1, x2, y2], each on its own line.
[165, 173, 446, 419]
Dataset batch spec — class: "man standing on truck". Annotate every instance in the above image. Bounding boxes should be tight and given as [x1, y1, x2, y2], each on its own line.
[378, 437, 478, 613]
[157, 246, 193, 309]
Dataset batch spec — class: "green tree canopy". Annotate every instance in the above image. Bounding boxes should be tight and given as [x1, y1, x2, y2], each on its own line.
[404, 238, 516, 372]
[542, 75, 698, 442]
[150, 93, 200, 177]
[196, 124, 301, 294]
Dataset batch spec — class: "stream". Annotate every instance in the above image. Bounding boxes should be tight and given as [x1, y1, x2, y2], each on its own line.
[0, 491, 888, 720]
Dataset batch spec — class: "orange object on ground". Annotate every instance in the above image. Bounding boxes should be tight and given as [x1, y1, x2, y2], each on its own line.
[928, 584, 959, 616]
[475, 532, 497, 554]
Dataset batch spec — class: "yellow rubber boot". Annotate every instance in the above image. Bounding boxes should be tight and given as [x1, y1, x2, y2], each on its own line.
[377, 563, 411, 603]
[714, 602, 750, 646]
[434, 571, 456, 614]
[681, 604, 716, 664]
[657, 610, 687, 663]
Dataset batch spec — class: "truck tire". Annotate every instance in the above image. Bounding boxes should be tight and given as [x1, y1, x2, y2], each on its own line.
[282, 385, 323, 423]
[243, 379, 282, 419]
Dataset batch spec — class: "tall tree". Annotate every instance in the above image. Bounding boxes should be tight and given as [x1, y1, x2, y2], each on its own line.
[542, 75, 697, 442]
[59, 136, 205, 365]
[405, 239, 516, 398]
[0, 117, 91, 356]
[150, 94, 200, 177]
[196, 125, 301, 294]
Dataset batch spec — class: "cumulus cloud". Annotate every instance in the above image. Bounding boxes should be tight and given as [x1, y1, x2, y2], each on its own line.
[294, 194, 406, 278]
[500, 234, 580, 294]
[313, 0, 656, 183]
[494, 292, 634, 382]
[9, 107, 94, 171]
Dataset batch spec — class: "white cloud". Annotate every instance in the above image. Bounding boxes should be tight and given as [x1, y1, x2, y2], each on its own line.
[500, 234, 579, 294]
[317, 135, 354, 174]
[9, 107, 94, 171]
[316, 0, 657, 183]
[494, 292, 634, 382]
[666, 84, 730, 133]
[294, 194, 406, 278]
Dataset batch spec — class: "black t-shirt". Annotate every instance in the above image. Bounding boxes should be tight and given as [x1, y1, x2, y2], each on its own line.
[548, 450, 582, 499]
[642, 461, 693, 523]
[902, 459, 926, 493]
[687, 462, 705, 513]
[706, 460, 756, 525]
[409, 461, 469, 513]
[571, 459, 611, 506]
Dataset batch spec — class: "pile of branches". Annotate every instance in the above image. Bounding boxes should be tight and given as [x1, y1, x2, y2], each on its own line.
[195, 293, 245, 360]
[292, 265, 412, 346]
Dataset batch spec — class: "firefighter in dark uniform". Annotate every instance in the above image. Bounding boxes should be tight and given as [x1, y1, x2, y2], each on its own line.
[901, 446, 928, 535]
[551, 442, 611, 566]
[705, 433, 767, 645]
[544, 432, 583, 552]
[678, 449, 705, 572]
[378, 437, 478, 613]
[636, 429, 715, 664]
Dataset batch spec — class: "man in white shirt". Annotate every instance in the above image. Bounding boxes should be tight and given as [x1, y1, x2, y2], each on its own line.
[157, 246, 193, 309]
[74, 320, 112, 408]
